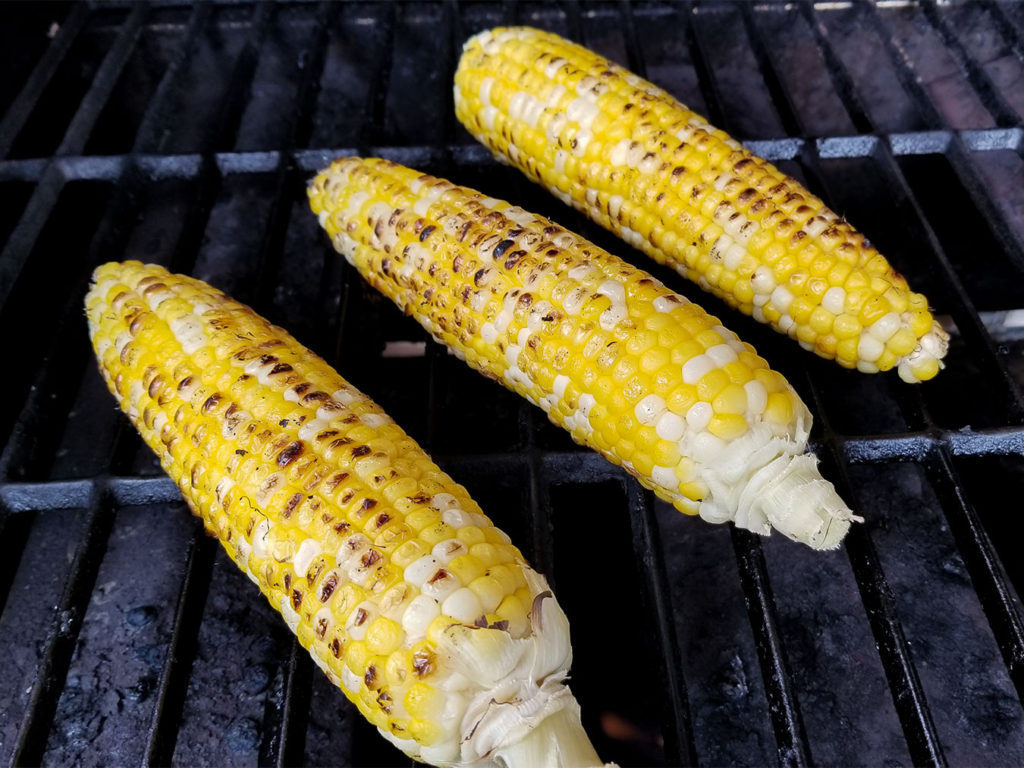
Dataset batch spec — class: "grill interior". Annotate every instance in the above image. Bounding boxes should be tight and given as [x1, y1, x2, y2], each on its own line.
[2, 1, 1024, 766]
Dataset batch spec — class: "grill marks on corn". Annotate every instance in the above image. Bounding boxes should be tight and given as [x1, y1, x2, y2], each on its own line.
[86, 262, 538, 759]
[453, 26, 948, 382]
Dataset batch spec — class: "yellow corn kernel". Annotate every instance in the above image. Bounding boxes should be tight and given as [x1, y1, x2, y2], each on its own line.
[408, 719, 445, 746]
[468, 575, 506, 613]
[708, 413, 749, 440]
[456, 525, 487, 547]
[697, 369, 731, 401]
[860, 296, 889, 325]
[712, 384, 747, 415]
[832, 313, 861, 339]
[764, 392, 794, 426]
[446, 554, 486, 585]
[887, 327, 918, 357]
[405, 682, 446, 720]
[836, 337, 860, 366]
[365, 617, 403, 656]
[679, 481, 708, 503]
[910, 310, 935, 338]
[911, 357, 940, 381]
[667, 385, 698, 414]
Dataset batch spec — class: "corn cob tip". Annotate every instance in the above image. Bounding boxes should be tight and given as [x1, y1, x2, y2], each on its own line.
[896, 320, 949, 383]
[747, 453, 862, 550]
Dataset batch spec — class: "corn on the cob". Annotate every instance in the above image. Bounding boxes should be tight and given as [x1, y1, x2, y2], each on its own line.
[453, 27, 948, 383]
[85, 261, 609, 768]
[309, 157, 858, 550]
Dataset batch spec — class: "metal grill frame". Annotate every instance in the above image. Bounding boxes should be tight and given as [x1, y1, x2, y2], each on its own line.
[2, 1, 1024, 766]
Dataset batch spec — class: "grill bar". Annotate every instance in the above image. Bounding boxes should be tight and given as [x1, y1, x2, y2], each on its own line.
[261, 639, 314, 768]
[10, 486, 113, 767]
[0, 125, 1022, 189]
[143, 529, 217, 767]
[623, 481, 697, 767]
[731, 530, 811, 768]
[54, 4, 148, 157]
[129, 3, 212, 156]
[984, 0, 1024, 60]
[859, 0, 946, 129]
[920, 0, 1021, 127]
[358, 3, 396, 154]
[842, 520, 948, 766]
[0, 4, 88, 159]
[856, 2, 1024, 273]
[928, 447, 1024, 700]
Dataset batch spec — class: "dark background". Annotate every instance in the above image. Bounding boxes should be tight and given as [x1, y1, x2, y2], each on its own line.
[1, 1, 1024, 766]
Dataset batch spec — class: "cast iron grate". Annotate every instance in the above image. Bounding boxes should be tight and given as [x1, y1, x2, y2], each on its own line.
[1, 1, 1024, 766]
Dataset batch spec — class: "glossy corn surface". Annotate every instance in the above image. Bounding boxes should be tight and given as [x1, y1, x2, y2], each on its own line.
[85, 261, 603, 768]
[309, 157, 857, 550]
[453, 27, 948, 383]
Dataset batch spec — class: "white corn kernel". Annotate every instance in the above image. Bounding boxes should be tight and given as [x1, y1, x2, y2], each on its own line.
[635, 394, 667, 425]
[744, 380, 768, 415]
[402, 594, 440, 641]
[655, 411, 686, 442]
[420, 567, 461, 602]
[869, 312, 901, 342]
[682, 354, 714, 384]
[442, 588, 484, 624]
[705, 344, 738, 367]
[345, 601, 376, 641]
[822, 286, 846, 315]
[404, 555, 442, 587]
[686, 401, 713, 432]
[293, 539, 321, 578]
[858, 334, 885, 363]
[432, 539, 468, 564]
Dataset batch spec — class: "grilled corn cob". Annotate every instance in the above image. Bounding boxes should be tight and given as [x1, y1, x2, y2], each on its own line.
[85, 261, 609, 768]
[309, 157, 858, 549]
[453, 27, 949, 383]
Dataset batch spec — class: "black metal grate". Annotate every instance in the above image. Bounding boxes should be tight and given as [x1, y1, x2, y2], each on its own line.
[1, 1, 1024, 766]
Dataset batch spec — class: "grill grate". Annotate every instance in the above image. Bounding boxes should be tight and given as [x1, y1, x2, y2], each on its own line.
[2, 1, 1024, 766]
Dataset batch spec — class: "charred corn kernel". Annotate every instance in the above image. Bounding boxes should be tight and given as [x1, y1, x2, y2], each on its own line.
[86, 261, 605, 768]
[454, 27, 949, 383]
[310, 158, 859, 550]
